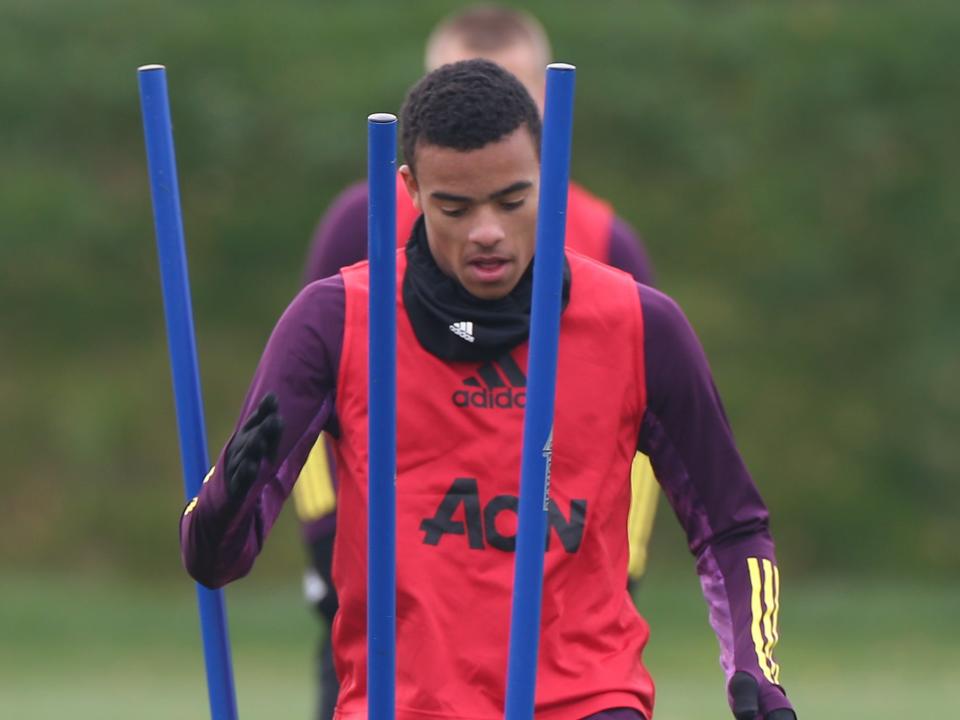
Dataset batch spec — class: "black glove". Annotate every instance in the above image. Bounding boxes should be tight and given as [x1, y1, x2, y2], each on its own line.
[730, 671, 796, 720]
[225, 393, 283, 500]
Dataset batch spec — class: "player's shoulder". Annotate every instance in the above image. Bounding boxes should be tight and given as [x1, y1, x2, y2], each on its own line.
[566, 246, 633, 283]
[328, 179, 369, 215]
[637, 285, 702, 357]
[296, 273, 346, 313]
[265, 275, 346, 361]
[569, 180, 643, 234]
[312, 179, 369, 238]
[568, 180, 612, 211]
[336, 246, 408, 293]
[565, 250, 643, 330]
[638, 284, 682, 317]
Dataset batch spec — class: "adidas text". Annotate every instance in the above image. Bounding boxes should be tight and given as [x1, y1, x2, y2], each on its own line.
[452, 387, 526, 409]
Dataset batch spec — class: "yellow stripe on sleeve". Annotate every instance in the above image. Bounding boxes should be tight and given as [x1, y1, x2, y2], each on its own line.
[292, 434, 337, 522]
[772, 564, 782, 683]
[747, 557, 776, 683]
[183, 467, 215, 517]
[762, 559, 782, 683]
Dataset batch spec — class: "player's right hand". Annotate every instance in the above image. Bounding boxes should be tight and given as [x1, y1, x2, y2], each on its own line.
[729, 671, 796, 720]
[225, 393, 284, 500]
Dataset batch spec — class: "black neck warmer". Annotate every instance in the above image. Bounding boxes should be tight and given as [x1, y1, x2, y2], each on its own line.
[402, 216, 571, 362]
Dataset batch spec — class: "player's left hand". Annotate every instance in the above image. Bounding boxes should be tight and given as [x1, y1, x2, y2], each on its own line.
[225, 392, 284, 500]
[729, 671, 796, 720]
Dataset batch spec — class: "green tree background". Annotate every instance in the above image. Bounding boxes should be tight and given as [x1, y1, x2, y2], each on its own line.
[3, 0, 955, 579]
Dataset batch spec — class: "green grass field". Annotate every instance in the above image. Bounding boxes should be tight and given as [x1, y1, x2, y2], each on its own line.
[2, 569, 956, 719]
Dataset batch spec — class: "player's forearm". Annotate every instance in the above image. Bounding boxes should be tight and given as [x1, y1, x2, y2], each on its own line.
[655, 447, 792, 714]
[179, 460, 262, 588]
[178, 278, 345, 587]
[700, 537, 794, 715]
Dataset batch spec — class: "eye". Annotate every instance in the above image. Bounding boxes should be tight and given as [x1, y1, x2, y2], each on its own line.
[440, 206, 468, 218]
[501, 198, 526, 212]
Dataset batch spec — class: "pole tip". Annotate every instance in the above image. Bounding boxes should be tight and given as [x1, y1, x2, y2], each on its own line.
[547, 62, 576, 72]
[138, 64, 166, 73]
[368, 112, 398, 124]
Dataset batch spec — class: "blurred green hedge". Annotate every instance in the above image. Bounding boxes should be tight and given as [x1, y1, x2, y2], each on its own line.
[1, 0, 956, 578]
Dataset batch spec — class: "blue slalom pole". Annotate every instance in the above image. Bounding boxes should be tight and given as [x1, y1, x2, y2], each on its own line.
[505, 63, 576, 720]
[367, 112, 398, 720]
[138, 64, 239, 720]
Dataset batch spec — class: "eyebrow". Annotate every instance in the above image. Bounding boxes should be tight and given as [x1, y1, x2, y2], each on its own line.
[430, 181, 533, 204]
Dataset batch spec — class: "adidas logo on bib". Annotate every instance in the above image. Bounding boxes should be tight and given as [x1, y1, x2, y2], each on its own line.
[452, 354, 526, 410]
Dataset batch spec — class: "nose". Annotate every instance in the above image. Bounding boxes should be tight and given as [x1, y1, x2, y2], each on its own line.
[467, 204, 505, 248]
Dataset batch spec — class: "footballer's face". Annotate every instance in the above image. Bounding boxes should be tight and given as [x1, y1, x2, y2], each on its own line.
[400, 126, 540, 301]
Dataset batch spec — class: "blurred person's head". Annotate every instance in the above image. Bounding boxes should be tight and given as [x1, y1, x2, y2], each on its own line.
[424, 4, 552, 113]
[399, 59, 542, 300]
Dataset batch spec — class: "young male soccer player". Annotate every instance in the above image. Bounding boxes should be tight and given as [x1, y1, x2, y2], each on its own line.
[181, 60, 797, 720]
[293, 9, 659, 715]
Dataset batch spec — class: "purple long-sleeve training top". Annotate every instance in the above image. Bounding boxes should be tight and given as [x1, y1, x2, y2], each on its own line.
[180, 270, 792, 714]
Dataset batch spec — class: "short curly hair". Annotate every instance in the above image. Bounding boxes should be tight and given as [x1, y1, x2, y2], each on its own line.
[400, 58, 541, 174]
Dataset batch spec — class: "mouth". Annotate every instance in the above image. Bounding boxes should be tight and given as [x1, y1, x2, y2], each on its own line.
[465, 255, 513, 284]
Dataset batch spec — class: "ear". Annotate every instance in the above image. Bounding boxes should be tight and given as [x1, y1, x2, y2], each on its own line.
[399, 164, 421, 213]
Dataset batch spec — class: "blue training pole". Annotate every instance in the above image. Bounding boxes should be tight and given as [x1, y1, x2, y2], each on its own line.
[505, 63, 577, 720]
[367, 112, 398, 720]
[137, 64, 239, 720]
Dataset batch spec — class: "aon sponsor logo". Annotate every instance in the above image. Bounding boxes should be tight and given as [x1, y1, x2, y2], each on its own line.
[420, 477, 586, 554]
